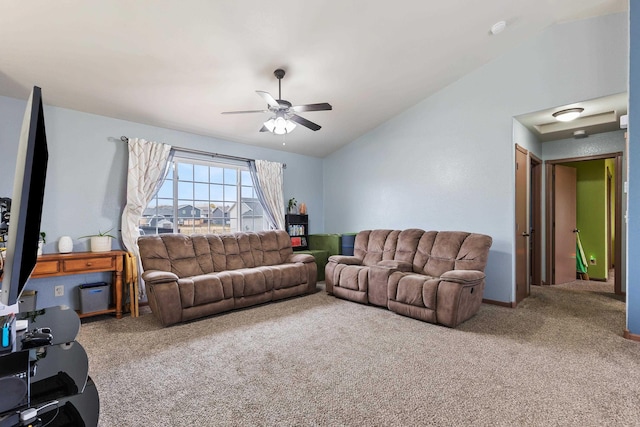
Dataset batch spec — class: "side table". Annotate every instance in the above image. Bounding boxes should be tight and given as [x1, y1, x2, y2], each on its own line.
[31, 250, 126, 319]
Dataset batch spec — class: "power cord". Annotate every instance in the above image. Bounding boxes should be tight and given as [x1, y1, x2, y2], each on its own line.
[40, 406, 60, 427]
[19, 400, 59, 423]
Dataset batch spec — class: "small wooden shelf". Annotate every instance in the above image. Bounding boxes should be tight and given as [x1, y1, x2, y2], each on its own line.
[76, 306, 117, 319]
[286, 214, 309, 251]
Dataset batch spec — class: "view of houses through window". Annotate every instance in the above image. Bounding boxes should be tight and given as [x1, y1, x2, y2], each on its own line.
[140, 157, 267, 235]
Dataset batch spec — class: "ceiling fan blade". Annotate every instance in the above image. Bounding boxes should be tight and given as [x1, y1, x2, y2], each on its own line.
[221, 109, 268, 114]
[259, 125, 269, 132]
[290, 103, 333, 113]
[289, 114, 321, 131]
[256, 91, 280, 108]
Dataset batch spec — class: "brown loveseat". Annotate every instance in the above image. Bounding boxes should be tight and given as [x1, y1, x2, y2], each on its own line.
[138, 230, 317, 326]
[326, 229, 492, 327]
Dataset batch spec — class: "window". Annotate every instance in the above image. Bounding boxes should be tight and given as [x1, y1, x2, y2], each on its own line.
[141, 156, 267, 235]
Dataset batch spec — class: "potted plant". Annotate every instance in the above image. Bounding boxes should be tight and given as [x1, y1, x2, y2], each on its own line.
[37, 231, 46, 256]
[80, 228, 115, 253]
[287, 198, 297, 214]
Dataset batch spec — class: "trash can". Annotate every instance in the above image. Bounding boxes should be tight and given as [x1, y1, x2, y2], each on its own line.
[79, 282, 110, 314]
[341, 233, 357, 256]
[18, 290, 37, 312]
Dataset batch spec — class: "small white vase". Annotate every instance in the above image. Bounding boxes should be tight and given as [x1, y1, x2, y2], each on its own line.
[37, 240, 44, 256]
[58, 236, 73, 253]
[90, 236, 112, 253]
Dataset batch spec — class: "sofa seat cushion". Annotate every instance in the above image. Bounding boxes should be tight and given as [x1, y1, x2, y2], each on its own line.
[177, 274, 233, 309]
[332, 264, 369, 304]
[336, 264, 368, 291]
[387, 272, 439, 323]
[258, 264, 309, 290]
[210, 268, 273, 298]
[389, 273, 439, 309]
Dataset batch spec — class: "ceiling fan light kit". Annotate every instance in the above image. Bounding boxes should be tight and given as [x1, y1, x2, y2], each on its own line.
[264, 115, 296, 134]
[222, 68, 332, 135]
[552, 107, 584, 122]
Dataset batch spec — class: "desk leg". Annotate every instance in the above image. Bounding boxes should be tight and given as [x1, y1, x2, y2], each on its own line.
[115, 255, 124, 319]
[114, 270, 123, 319]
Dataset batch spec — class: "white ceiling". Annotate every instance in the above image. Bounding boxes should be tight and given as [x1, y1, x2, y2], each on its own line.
[0, 0, 628, 158]
[516, 92, 628, 142]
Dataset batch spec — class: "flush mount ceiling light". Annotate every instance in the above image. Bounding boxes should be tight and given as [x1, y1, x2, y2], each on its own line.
[552, 107, 584, 122]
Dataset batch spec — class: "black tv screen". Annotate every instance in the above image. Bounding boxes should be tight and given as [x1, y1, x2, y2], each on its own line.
[1, 86, 48, 307]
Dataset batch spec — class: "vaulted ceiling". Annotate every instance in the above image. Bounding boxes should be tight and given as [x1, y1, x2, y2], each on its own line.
[0, 0, 627, 157]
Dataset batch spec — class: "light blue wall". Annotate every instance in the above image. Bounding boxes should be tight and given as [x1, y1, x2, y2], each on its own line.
[323, 13, 628, 303]
[542, 130, 627, 161]
[512, 120, 541, 158]
[0, 96, 324, 309]
[628, 1, 640, 334]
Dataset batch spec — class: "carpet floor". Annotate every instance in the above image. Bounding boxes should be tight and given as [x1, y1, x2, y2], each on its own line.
[78, 281, 640, 426]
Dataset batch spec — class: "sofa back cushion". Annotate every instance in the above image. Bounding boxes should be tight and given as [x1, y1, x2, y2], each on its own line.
[351, 229, 492, 276]
[413, 231, 492, 276]
[354, 230, 400, 266]
[394, 229, 426, 264]
[138, 230, 293, 278]
[139, 233, 204, 278]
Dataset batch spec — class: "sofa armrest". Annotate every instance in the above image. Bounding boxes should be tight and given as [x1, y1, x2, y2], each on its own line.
[325, 255, 362, 295]
[328, 255, 362, 265]
[142, 270, 179, 284]
[286, 253, 316, 264]
[140, 270, 182, 326]
[440, 270, 485, 284]
[436, 271, 486, 328]
[367, 261, 410, 307]
[376, 260, 412, 272]
[284, 253, 317, 293]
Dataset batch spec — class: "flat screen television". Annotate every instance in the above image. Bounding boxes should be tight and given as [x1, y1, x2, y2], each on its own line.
[0, 86, 48, 307]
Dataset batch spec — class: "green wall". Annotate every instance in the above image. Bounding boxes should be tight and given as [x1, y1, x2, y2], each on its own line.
[564, 160, 608, 280]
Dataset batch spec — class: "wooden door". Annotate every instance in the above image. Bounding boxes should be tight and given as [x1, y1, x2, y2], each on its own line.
[515, 146, 528, 303]
[530, 155, 542, 286]
[554, 165, 577, 284]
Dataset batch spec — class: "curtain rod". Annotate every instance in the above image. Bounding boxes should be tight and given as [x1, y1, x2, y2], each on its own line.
[120, 136, 286, 168]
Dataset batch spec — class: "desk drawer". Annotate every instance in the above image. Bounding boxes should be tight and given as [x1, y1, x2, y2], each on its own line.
[63, 257, 114, 272]
[32, 260, 61, 276]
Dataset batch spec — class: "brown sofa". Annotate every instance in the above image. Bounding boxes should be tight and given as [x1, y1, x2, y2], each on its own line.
[325, 229, 492, 327]
[138, 230, 317, 326]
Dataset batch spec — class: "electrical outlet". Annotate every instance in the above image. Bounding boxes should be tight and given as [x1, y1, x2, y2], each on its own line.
[54, 285, 64, 297]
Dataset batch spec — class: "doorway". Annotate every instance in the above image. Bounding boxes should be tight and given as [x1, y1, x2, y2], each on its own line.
[545, 152, 623, 295]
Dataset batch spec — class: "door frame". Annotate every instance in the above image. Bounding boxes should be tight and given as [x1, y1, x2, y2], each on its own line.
[514, 145, 542, 304]
[530, 153, 542, 286]
[545, 152, 623, 294]
[515, 145, 529, 304]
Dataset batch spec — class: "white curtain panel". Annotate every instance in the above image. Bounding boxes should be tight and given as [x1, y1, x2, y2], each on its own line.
[255, 159, 286, 230]
[121, 138, 172, 296]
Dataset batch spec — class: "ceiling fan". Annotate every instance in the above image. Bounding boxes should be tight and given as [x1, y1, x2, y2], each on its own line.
[221, 69, 332, 134]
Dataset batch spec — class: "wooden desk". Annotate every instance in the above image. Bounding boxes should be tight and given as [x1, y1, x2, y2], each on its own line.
[31, 250, 126, 319]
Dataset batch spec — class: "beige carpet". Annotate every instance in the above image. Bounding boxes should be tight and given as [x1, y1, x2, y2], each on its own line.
[78, 281, 640, 426]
